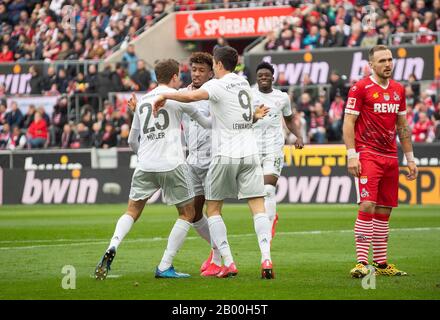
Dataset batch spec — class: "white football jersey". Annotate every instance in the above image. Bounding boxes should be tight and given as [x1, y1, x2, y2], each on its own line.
[201, 73, 258, 158]
[251, 88, 292, 154]
[180, 88, 212, 170]
[132, 85, 205, 172]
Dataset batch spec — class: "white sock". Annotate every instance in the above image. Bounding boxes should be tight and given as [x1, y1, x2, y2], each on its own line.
[158, 219, 191, 271]
[253, 213, 272, 263]
[264, 185, 277, 222]
[208, 215, 234, 267]
[193, 215, 222, 265]
[108, 214, 134, 250]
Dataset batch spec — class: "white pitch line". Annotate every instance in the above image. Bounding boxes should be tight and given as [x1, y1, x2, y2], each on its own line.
[0, 227, 439, 251]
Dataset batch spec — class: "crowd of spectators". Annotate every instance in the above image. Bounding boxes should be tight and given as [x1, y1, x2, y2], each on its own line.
[0, 0, 170, 63]
[0, 96, 132, 149]
[282, 70, 440, 145]
[264, 0, 440, 51]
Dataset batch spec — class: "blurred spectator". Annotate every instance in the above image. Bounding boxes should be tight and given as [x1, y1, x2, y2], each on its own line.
[214, 36, 229, 51]
[60, 123, 74, 149]
[91, 122, 103, 148]
[75, 122, 92, 148]
[412, 112, 435, 142]
[6, 101, 23, 129]
[0, 44, 14, 62]
[329, 70, 347, 102]
[131, 60, 152, 91]
[102, 123, 118, 148]
[264, 31, 278, 51]
[122, 44, 139, 76]
[27, 111, 48, 148]
[0, 123, 10, 148]
[23, 105, 36, 129]
[308, 102, 328, 144]
[328, 91, 344, 141]
[50, 97, 68, 146]
[118, 123, 130, 147]
[29, 66, 45, 95]
[8, 125, 27, 150]
[37, 106, 50, 127]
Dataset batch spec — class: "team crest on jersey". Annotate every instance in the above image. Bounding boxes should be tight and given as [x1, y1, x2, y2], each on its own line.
[373, 92, 379, 99]
[347, 97, 356, 109]
[360, 176, 368, 184]
[383, 93, 390, 101]
[275, 100, 281, 107]
[361, 188, 369, 198]
[351, 86, 357, 91]
[393, 91, 400, 101]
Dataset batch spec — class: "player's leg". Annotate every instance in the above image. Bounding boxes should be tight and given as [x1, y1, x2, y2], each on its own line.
[204, 156, 238, 278]
[95, 168, 157, 280]
[188, 165, 222, 273]
[156, 164, 195, 278]
[372, 157, 406, 276]
[239, 155, 274, 279]
[350, 152, 381, 278]
[261, 153, 283, 238]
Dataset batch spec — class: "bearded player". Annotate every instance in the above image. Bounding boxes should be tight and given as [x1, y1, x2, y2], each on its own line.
[343, 45, 418, 278]
[251, 62, 304, 239]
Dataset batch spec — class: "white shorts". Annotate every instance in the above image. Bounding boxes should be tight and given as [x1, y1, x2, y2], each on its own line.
[259, 153, 284, 177]
[188, 164, 208, 197]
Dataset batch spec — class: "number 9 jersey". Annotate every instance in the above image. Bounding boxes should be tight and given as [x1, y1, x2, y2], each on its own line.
[132, 85, 206, 172]
[201, 73, 259, 159]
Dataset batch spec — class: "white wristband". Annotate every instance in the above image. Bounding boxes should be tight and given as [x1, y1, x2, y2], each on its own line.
[405, 152, 415, 162]
[347, 148, 359, 160]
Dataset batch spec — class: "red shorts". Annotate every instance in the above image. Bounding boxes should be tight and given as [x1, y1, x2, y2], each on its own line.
[355, 151, 399, 208]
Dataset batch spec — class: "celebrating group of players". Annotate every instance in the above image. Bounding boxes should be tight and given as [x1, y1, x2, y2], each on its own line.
[94, 44, 418, 281]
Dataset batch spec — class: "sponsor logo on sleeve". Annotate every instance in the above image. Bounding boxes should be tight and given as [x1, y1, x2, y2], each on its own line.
[347, 97, 356, 109]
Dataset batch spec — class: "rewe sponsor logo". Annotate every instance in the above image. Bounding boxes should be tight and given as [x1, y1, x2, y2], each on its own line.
[22, 171, 97, 204]
[373, 103, 400, 113]
[276, 176, 352, 203]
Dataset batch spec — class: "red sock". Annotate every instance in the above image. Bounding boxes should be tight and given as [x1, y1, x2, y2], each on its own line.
[354, 211, 373, 264]
[372, 213, 390, 265]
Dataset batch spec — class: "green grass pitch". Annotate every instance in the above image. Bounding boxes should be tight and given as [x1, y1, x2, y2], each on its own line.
[0, 204, 439, 300]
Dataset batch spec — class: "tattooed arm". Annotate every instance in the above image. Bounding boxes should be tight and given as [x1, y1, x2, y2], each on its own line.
[396, 115, 418, 180]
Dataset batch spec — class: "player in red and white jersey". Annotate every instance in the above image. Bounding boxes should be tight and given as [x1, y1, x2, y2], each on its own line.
[343, 45, 418, 278]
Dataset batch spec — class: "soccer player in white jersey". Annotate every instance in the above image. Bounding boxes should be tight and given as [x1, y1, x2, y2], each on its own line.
[180, 52, 224, 276]
[94, 59, 212, 279]
[252, 62, 304, 239]
[153, 46, 275, 279]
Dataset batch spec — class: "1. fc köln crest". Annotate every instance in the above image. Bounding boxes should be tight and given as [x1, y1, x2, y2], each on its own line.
[393, 91, 400, 101]
[383, 93, 390, 101]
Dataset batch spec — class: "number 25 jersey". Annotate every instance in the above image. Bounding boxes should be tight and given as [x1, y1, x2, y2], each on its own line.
[132, 85, 201, 172]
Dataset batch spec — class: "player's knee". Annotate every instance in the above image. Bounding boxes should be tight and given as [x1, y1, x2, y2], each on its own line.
[192, 209, 204, 223]
[359, 201, 376, 213]
[264, 184, 276, 199]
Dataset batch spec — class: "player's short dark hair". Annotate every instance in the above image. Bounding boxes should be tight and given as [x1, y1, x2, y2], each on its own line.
[155, 59, 179, 84]
[369, 45, 390, 61]
[256, 61, 275, 75]
[189, 52, 213, 70]
[213, 46, 238, 72]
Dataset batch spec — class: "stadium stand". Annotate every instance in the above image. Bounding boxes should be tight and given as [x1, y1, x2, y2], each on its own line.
[0, 0, 439, 150]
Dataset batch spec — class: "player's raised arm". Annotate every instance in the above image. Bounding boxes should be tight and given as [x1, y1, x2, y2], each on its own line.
[153, 89, 210, 116]
[397, 115, 418, 180]
[179, 103, 212, 129]
[284, 114, 304, 149]
[343, 112, 361, 177]
[128, 111, 141, 153]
